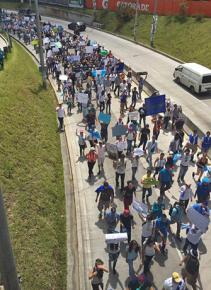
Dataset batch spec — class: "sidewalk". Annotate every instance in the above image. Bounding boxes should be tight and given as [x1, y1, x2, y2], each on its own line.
[13, 35, 210, 290]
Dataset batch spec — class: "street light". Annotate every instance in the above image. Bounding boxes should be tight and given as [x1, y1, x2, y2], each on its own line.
[133, 0, 139, 41]
[150, 0, 158, 47]
[34, 0, 47, 88]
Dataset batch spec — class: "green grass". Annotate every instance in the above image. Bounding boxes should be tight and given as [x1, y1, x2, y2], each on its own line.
[0, 41, 66, 290]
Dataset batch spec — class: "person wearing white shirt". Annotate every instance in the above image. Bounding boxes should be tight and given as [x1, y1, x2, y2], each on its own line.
[146, 136, 158, 168]
[182, 225, 202, 254]
[56, 103, 65, 132]
[116, 137, 127, 157]
[163, 272, 186, 290]
[97, 141, 106, 174]
[179, 184, 193, 210]
[177, 149, 191, 183]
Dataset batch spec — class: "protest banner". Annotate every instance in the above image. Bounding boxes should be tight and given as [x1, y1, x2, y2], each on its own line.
[128, 111, 139, 121]
[105, 232, 128, 244]
[112, 124, 127, 137]
[133, 148, 144, 157]
[132, 199, 148, 218]
[85, 46, 94, 54]
[145, 94, 166, 116]
[106, 143, 118, 159]
[187, 206, 210, 233]
[98, 112, 111, 125]
[59, 75, 68, 81]
[76, 93, 88, 104]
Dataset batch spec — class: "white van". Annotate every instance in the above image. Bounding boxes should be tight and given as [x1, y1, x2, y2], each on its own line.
[173, 62, 211, 93]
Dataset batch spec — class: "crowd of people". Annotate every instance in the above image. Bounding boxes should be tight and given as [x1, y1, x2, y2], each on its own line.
[2, 10, 211, 290]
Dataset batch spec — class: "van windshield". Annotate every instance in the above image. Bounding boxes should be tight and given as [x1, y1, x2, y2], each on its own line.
[202, 75, 211, 83]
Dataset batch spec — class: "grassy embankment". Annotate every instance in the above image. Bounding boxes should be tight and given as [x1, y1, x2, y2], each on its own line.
[0, 40, 66, 290]
[2, 1, 210, 66]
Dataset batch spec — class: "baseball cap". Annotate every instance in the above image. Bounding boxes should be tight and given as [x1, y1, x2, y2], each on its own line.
[172, 272, 181, 283]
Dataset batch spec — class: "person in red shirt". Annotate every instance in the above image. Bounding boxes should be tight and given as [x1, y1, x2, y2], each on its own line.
[86, 148, 98, 179]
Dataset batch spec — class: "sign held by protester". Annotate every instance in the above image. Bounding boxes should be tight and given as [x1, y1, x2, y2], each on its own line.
[76, 93, 88, 104]
[128, 111, 139, 121]
[145, 94, 166, 116]
[105, 232, 128, 243]
[85, 46, 94, 54]
[112, 124, 127, 137]
[187, 206, 210, 233]
[132, 199, 148, 218]
[59, 74, 68, 81]
[98, 112, 111, 124]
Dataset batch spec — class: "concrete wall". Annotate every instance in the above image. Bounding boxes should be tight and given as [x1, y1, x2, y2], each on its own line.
[39, 5, 94, 24]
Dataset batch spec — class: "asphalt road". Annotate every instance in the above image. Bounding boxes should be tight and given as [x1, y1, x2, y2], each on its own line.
[43, 15, 211, 134]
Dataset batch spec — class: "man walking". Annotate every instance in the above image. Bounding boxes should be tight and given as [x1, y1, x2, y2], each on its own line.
[95, 181, 114, 219]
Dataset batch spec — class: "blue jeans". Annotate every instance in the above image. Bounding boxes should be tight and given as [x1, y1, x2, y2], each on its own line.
[127, 260, 134, 277]
[127, 140, 133, 153]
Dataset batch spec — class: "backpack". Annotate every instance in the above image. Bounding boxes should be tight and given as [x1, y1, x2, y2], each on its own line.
[185, 255, 199, 275]
[169, 203, 178, 217]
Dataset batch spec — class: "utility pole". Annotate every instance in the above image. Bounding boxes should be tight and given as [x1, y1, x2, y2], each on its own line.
[35, 0, 47, 88]
[0, 189, 21, 290]
[133, 0, 138, 41]
[150, 0, 158, 47]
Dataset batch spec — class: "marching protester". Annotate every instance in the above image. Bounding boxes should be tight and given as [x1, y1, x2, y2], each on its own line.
[89, 258, 108, 290]
[86, 147, 98, 179]
[95, 180, 114, 219]
[120, 209, 134, 243]
[126, 240, 142, 277]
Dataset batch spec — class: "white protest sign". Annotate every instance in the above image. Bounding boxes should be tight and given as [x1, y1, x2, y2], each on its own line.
[85, 46, 94, 54]
[129, 111, 139, 121]
[59, 74, 68, 81]
[50, 42, 56, 47]
[132, 199, 148, 218]
[77, 93, 88, 104]
[105, 233, 128, 244]
[52, 47, 59, 53]
[133, 148, 144, 157]
[70, 55, 80, 62]
[43, 37, 50, 44]
[187, 206, 210, 233]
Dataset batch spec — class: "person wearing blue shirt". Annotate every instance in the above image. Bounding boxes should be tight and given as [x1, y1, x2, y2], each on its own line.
[155, 214, 171, 254]
[194, 178, 210, 203]
[95, 181, 114, 219]
[186, 129, 198, 162]
[201, 131, 211, 153]
[105, 207, 120, 232]
[170, 202, 184, 240]
[159, 165, 173, 198]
